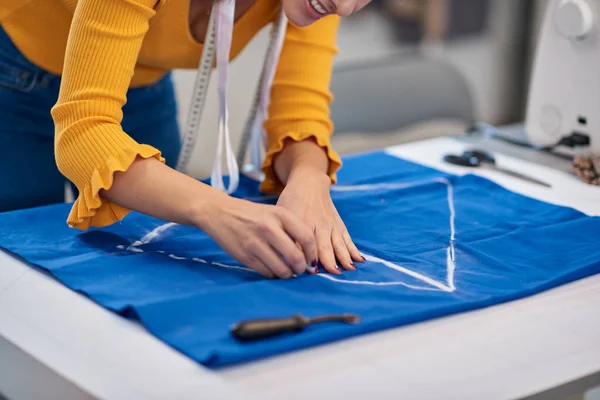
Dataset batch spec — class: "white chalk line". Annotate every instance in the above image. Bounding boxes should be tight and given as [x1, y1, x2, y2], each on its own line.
[118, 244, 256, 274]
[322, 178, 458, 292]
[316, 273, 441, 291]
[358, 253, 454, 292]
[444, 178, 457, 291]
[446, 244, 456, 292]
[129, 222, 177, 249]
[331, 178, 448, 193]
[116, 243, 448, 291]
[122, 178, 459, 292]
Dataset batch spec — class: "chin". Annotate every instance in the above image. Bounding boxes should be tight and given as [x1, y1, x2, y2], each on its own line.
[281, 0, 317, 27]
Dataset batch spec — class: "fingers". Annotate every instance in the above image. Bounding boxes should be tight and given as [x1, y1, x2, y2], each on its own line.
[252, 241, 295, 279]
[316, 227, 341, 275]
[267, 229, 307, 276]
[276, 208, 318, 269]
[342, 230, 364, 263]
[332, 229, 356, 271]
[243, 255, 275, 279]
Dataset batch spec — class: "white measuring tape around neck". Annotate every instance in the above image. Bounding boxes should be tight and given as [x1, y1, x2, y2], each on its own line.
[176, 0, 288, 194]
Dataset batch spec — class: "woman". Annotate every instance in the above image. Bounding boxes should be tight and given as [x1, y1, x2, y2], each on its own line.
[0, 0, 370, 279]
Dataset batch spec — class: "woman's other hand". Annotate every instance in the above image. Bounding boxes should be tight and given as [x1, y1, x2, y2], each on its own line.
[274, 139, 364, 275]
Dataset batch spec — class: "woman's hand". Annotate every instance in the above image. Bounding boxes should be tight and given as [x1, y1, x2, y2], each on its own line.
[199, 196, 318, 279]
[273, 139, 364, 275]
[103, 157, 316, 279]
[276, 165, 362, 274]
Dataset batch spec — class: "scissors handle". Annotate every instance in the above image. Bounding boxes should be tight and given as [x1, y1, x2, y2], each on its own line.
[463, 149, 495, 164]
[443, 154, 479, 167]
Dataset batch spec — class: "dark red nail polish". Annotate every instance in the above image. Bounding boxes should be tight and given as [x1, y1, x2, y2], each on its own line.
[350, 262, 357, 269]
[360, 255, 366, 262]
[312, 260, 318, 268]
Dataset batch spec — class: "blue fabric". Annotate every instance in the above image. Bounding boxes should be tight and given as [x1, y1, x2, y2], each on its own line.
[1, 151, 599, 368]
[0, 25, 181, 213]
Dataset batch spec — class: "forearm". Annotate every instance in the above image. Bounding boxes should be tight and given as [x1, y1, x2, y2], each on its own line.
[273, 138, 330, 185]
[101, 158, 226, 229]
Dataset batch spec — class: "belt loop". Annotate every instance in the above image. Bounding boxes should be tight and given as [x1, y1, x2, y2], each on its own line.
[39, 73, 52, 88]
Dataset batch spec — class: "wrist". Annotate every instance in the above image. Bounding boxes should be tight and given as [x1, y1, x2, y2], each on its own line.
[287, 163, 331, 187]
[188, 186, 231, 232]
[275, 137, 330, 185]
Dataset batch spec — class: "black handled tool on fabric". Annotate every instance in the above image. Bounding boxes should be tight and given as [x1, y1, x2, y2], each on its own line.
[230, 314, 361, 341]
[443, 148, 552, 188]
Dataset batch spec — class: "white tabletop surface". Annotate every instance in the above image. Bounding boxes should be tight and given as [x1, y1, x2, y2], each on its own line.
[1, 136, 599, 400]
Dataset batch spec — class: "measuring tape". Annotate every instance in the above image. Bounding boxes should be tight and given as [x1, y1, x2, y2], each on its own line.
[175, 5, 217, 174]
[176, 0, 288, 194]
[237, 9, 288, 178]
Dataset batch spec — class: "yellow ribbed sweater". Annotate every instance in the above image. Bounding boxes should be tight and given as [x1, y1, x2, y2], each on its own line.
[0, 0, 342, 229]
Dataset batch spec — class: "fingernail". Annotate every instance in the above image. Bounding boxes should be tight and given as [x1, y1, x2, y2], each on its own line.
[350, 262, 357, 270]
[312, 260, 319, 268]
[360, 255, 366, 262]
[307, 264, 319, 274]
[335, 265, 341, 271]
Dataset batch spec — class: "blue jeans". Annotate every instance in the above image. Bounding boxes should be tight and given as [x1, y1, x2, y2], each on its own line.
[0, 25, 181, 213]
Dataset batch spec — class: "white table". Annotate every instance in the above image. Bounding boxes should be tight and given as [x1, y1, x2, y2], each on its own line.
[2, 136, 600, 400]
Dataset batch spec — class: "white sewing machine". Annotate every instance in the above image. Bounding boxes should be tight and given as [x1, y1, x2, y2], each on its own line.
[525, 0, 600, 153]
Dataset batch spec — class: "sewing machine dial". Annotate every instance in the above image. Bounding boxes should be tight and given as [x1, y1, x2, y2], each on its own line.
[555, 0, 594, 40]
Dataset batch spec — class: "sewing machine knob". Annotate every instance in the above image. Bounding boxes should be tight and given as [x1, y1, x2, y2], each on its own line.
[540, 105, 562, 136]
[555, 0, 594, 40]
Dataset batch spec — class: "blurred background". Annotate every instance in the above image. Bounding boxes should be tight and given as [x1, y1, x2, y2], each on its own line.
[175, 0, 547, 179]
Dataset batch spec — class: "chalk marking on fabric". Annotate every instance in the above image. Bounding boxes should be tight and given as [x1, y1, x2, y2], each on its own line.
[212, 261, 254, 273]
[316, 273, 441, 291]
[446, 244, 456, 291]
[444, 178, 457, 291]
[325, 178, 458, 292]
[129, 222, 178, 248]
[119, 245, 257, 274]
[332, 180, 434, 192]
[362, 253, 454, 292]
[443, 178, 456, 242]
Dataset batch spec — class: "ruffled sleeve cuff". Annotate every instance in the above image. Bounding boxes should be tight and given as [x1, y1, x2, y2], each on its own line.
[260, 122, 342, 194]
[55, 126, 164, 230]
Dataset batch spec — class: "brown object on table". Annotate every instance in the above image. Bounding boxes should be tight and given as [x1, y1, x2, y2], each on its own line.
[573, 155, 600, 186]
[230, 313, 361, 341]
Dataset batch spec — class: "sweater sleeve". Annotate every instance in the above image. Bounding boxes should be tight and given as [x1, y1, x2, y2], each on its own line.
[260, 15, 342, 194]
[51, 0, 165, 230]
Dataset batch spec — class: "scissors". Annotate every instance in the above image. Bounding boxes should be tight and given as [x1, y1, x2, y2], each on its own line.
[443, 149, 552, 188]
